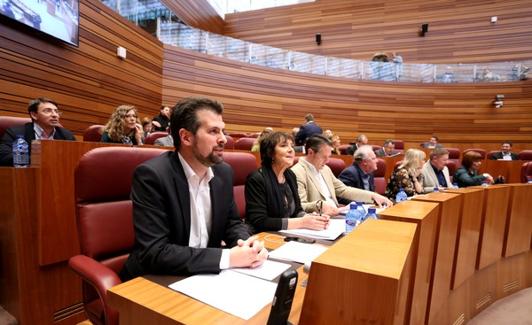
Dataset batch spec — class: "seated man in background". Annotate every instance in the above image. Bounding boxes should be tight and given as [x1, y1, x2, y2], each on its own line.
[421, 135, 442, 149]
[153, 131, 173, 147]
[291, 135, 392, 217]
[421, 147, 452, 192]
[375, 139, 400, 157]
[346, 134, 368, 155]
[0, 97, 75, 166]
[338, 145, 377, 192]
[295, 113, 322, 146]
[120, 97, 267, 281]
[151, 105, 171, 132]
[489, 141, 518, 160]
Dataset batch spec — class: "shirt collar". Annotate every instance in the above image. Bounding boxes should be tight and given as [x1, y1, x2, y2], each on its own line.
[300, 157, 320, 174]
[178, 152, 214, 183]
[33, 123, 55, 140]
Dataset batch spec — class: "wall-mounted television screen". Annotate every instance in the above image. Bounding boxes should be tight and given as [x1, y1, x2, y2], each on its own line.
[1, 0, 79, 46]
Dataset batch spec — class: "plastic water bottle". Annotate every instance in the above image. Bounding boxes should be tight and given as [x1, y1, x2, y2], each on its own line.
[433, 187, 440, 192]
[356, 202, 367, 223]
[395, 187, 408, 203]
[345, 203, 358, 234]
[365, 207, 378, 220]
[452, 182, 459, 189]
[12, 136, 29, 168]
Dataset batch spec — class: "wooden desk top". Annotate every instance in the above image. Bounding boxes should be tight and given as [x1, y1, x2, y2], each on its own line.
[108, 233, 307, 324]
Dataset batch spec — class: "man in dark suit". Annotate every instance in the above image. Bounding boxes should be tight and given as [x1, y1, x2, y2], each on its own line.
[0, 97, 75, 166]
[489, 141, 518, 160]
[120, 97, 267, 281]
[295, 113, 322, 146]
[375, 139, 400, 157]
[346, 134, 368, 155]
[338, 145, 377, 192]
[151, 105, 171, 131]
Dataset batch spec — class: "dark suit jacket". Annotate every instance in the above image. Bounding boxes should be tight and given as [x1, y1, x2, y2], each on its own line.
[338, 163, 375, 192]
[295, 122, 322, 146]
[121, 151, 251, 280]
[375, 148, 400, 158]
[489, 151, 518, 160]
[0, 122, 75, 166]
[245, 167, 304, 232]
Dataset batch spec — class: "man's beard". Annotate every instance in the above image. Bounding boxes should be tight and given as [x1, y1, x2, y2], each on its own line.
[192, 143, 224, 167]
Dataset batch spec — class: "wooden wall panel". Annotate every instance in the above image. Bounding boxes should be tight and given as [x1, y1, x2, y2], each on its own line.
[224, 0, 532, 64]
[163, 45, 532, 151]
[161, 0, 225, 34]
[0, 0, 163, 135]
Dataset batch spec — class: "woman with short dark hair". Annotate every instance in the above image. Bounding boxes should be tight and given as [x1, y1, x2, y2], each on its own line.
[454, 151, 494, 187]
[245, 131, 329, 232]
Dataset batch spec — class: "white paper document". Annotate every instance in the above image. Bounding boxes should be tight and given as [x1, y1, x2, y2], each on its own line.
[268, 241, 328, 264]
[232, 259, 291, 281]
[169, 270, 276, 320]
[279, 218, 345, 240]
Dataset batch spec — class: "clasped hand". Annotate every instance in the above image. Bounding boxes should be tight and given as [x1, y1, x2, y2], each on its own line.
[229, 235, 268, 269]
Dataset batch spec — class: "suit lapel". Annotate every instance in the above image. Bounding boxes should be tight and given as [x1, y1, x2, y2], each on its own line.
[302, 160, 328, 199]
[171, 154, 192, 239]
[209, 173, 223, 245]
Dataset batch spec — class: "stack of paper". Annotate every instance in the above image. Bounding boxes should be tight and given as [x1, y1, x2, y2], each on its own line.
[279, 218, 345, 240]
[268, 241, 328, 264]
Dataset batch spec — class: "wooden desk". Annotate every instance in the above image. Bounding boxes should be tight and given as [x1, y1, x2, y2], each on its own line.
[108, 233, 307, 325]
[480, 159, 524, 184]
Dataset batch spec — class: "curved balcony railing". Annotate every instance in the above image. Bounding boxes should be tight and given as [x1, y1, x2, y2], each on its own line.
[102, 0, 531, 83]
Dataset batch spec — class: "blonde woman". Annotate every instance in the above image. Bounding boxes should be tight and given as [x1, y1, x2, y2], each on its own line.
[251, 127, 273, 152]
[101, 105, 143, 145]
[385, 149, 426, 200]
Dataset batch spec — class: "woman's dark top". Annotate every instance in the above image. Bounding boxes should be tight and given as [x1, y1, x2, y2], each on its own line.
[101, 131, 139, 145]
[245, 167, 305, 232]
[454, 166, 486, 187]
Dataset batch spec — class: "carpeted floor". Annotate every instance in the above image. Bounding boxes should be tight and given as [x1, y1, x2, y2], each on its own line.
[1, 287, 531, 324]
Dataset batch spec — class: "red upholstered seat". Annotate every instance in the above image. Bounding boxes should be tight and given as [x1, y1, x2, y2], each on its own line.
[234, 137, 256, 151]
[374, 158, 386, 195]
[0, 116, 31, 138]
[521, 162, 532, 183]
[518, 150, 532, 161]
[222, 152, 258, 219]
[143, 131, 168, 145]
[445, 160, 458, 182]
[326, 157, 346, 177]
[69, 146, 165, 325]
[225, 135, 235, 149]
[392, 140, 404, 150]
[339, 144, 351, 155]
[83, 125, 105, 142]
[445, 147, 461, 166]
[463, 148, 487, 159]
[488, 150, 499, 160]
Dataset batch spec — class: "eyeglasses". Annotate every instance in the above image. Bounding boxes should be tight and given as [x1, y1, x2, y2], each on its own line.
[41, 108, 62, 116]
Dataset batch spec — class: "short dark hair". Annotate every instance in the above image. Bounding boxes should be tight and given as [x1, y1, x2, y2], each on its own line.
[305, 134, 331, 155]
[305, 113, 314, 122]
[170, 97, 223, 150]
[502, 141, 512, 146]
[383, 139, 394, 146]
[462, 151, 482, 169]
[28, 97, 58, 114]
[430, 147, 448, 160]
[260, 132, 293, 167]
[431, 135, 439, 141]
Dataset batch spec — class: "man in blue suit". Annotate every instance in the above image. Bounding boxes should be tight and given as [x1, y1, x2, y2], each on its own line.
[338, 145, 378, 192]
[295, 113, 322, 146]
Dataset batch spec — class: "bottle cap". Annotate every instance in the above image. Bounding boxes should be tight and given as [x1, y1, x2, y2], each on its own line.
[368, 207, 376, 213]
[350, 203, 357, 209]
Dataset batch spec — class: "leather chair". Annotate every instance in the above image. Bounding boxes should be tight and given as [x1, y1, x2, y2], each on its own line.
[392, 140, 404, 150]
[518, 150, 532, 161]
[234, 137, 256, 151]
[326, 157, 346, 177]
[339, 144, 351, 155]
[445, 147, 461, 166]
[144, 131, 168, 145]
[445, 160, 458, 183]
[521, 161, 532, 183]
[463, 148, 487, 159]
[222, 152, 258, 219]
[225, 135, 235, 149]
[83, 125, 105, 142]
[69, 146, 165, 325]
[374, 158, 386, 195]
[0, 116, 31, 138]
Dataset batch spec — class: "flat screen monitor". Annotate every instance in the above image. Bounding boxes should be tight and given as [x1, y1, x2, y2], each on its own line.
[0, 0, 79, 46]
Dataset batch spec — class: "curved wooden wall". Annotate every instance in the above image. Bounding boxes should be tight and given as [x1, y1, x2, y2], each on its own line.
[0, 0, 163, 135]
[163, 45, 532, 151]
[224, 0, 532, 64]
[161, 0, 224, 34]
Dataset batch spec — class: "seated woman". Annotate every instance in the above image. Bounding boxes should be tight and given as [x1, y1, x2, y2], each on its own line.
[101, 105, 143, 145]
[251, 127, 273, 152]
[385, 149, 426, 200]
[245, 131, 329, 232]
[331, 134, 342, 155]
[454, 151, 494, 187]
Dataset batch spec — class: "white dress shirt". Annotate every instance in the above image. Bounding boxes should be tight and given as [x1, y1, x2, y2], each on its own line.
[33, 123, 55, 140]
[178, 153, 231, 269]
